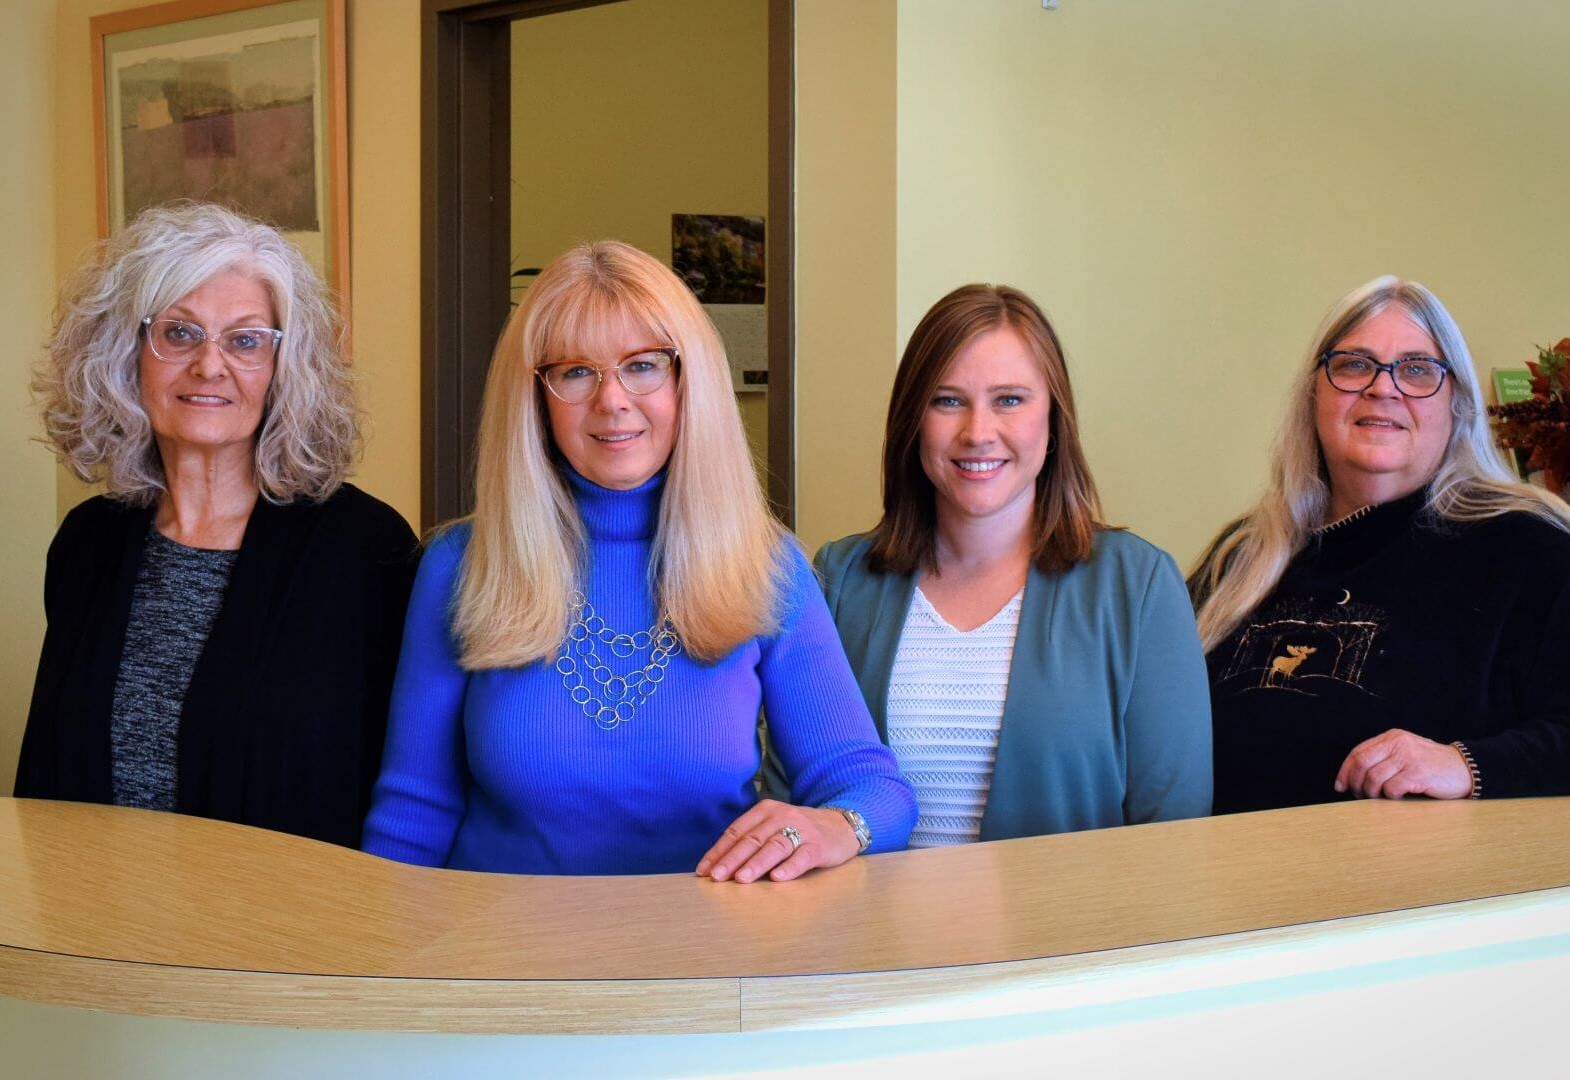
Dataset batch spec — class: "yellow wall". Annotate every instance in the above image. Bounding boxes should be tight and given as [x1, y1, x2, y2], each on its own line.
[51, 0, 423, 527]
[793, 0, 897, 551]
[53, 0, 144, 519]
[510, 0, 770, 471]
[895, 0, 1570, 566]
[0, 1, 62, 791]
[341, 0, 422, 526]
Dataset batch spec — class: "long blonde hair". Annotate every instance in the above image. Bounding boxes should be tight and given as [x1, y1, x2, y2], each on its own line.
[454, 239, 786, 670]
[1191, 274, 1570, 652]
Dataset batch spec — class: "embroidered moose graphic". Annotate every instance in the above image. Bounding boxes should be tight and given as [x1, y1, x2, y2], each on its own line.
[1267, 645, 1317, 685]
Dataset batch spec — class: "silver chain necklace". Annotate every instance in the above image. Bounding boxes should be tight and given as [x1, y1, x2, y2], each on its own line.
[554, 590, 681, 730]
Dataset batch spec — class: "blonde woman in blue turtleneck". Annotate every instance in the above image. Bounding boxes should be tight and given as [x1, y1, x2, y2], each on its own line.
[362, 241, 915, 878]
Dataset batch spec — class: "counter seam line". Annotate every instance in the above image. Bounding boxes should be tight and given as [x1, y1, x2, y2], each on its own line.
[3, 885, 1565, 981]
[0, 946, 738, 984]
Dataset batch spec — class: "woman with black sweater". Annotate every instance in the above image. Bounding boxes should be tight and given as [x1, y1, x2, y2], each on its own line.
[18, 204, 417, 847]
[1189, 276, 1570, 812]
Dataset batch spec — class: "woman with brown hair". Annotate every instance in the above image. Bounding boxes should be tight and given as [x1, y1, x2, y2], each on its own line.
[813, 284, 1210, 845]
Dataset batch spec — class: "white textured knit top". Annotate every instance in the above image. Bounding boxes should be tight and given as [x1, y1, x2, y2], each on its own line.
[886, 586, 1023, 847]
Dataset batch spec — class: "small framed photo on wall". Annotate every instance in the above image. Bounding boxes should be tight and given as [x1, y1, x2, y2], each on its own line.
[672, 213, 767, 394]
[91, 0, 349, 305]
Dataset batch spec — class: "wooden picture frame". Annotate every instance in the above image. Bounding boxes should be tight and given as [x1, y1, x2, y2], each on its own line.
[91, 0, 350, 307]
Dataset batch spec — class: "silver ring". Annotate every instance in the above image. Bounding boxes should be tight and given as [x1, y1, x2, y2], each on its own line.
[780, 825, 802, 851]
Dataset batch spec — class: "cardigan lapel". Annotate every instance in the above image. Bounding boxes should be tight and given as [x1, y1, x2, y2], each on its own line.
[176, 495, 313, 816]
[55, 504, 151, 803]
[978, 563, 1061, 842]
[841, 566, 917, 744]
[848, 554, 1060, 794]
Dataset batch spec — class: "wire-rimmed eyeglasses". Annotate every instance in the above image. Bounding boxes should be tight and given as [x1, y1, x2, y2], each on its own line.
[141, 316, 283, 371]
[536, 347, 680, 404]
[1319, 350, 1451, 399]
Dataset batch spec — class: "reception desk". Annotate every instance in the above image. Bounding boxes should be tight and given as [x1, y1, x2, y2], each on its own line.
[2, 796, 1568, 1075]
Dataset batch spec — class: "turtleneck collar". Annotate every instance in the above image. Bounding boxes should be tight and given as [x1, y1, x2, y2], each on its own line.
[565, 466, 664, 542]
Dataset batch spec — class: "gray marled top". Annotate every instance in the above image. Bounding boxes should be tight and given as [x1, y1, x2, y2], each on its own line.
[109, 529, 237, 811]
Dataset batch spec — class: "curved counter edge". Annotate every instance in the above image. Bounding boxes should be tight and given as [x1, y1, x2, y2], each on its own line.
[4, 887, 1566, 1035]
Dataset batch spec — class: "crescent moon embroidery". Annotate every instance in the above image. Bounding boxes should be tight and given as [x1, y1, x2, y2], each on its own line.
[1336, 589, 1351, 605]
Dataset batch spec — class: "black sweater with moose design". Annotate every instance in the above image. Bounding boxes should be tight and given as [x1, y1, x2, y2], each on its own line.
[1204, 489, 1570, 813]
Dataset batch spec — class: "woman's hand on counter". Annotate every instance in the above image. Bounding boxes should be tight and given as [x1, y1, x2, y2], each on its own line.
[1334, 728, 1474, 800]
[697, 799, 861, 883]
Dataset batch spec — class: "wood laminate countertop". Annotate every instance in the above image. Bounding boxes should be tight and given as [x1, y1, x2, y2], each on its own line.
[2, 796, 1566, 1033]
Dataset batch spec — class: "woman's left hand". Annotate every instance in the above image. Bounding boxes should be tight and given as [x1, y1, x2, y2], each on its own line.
[1334, 728, 1474, 800]
[697, 799, 861, 883]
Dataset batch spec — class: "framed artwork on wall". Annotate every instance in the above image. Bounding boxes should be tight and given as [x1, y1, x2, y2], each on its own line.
[91, 0, 350, 305]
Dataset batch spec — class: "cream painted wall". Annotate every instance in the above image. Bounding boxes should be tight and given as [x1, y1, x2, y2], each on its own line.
[896, 0, 1570, 567]
[510, 0, 770, 473]
[0, 1, 63, 792]
[50, 0, 422, 528]
[793, 0, 897, 551]
[52, 0, 145, 520]
[342, 0, 422, 527]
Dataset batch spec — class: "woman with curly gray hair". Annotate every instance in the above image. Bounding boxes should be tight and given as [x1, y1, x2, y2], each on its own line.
[17, 202, 417, 848]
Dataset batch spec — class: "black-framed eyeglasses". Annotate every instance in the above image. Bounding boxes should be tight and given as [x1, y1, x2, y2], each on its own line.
[1319, 350, 1451, 399]
[536, 346, 680, 404]
[141, 316, 282, 371]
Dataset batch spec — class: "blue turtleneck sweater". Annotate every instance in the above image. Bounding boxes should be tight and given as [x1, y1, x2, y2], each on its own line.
[362, 470, 916, 875]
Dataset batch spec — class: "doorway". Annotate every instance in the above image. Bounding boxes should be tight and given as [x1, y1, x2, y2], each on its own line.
[420, 0, 795, 529]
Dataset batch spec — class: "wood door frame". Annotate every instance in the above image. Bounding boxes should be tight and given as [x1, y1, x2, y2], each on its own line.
[421, 0, 795, 529]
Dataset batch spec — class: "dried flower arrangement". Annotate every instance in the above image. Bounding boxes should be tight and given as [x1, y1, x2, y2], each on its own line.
[1489, 339, 1570, 492]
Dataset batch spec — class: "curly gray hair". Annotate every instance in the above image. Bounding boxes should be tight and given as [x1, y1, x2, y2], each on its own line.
[35, 202, 359, 505]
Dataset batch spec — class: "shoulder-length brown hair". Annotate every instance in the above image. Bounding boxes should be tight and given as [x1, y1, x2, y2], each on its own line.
[867, 283, 1105, 576]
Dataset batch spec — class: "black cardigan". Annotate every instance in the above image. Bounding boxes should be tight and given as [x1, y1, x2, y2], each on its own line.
[15, 484, 419, 848]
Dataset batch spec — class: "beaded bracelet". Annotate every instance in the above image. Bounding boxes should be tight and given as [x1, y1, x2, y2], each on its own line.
[1450, 741, 1482, 799]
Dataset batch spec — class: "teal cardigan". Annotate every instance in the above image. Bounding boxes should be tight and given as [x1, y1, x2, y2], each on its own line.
[813, 530, 1212, 839]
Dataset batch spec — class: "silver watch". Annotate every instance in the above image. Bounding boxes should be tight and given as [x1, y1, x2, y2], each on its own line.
[829, 807, 871, 854]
